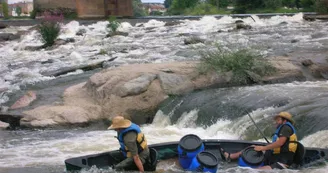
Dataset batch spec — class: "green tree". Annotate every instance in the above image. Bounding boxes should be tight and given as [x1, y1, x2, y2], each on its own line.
[164, 0, 173, 8]
[206, 0, 230, 8]
[171, 0, 200, 10]
[1, 2, 9, 19]
[133, 0, 147, 16]
[300, 0, 315, 8]
[315, 0, 328, 14]
[295, 0, 301, 8]
[233, 0, 264, 13]
[169, 0, 200, 14]
[16, 6, 22, 17]
[282, 0, 296, 7]
[264, 0, 282, 9]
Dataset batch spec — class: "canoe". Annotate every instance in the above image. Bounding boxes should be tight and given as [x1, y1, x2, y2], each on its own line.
[65, 139, 328, 172]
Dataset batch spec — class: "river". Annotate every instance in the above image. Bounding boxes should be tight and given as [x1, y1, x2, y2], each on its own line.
[1, 14, 328, 172]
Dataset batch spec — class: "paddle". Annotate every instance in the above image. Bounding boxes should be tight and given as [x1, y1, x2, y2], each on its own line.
[245, 111, 270, 144]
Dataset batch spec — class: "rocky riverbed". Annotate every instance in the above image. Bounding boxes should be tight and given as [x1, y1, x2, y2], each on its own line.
[1, 14, 328, 129]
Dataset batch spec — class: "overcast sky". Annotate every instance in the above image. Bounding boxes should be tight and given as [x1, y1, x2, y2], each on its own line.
[8, 0, 32, 4]
[8, 0, 165, 4]
[141, 0, 164, 3]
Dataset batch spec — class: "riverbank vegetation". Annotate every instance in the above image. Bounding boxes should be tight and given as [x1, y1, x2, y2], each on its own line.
[198, 46, 276, 84]
[0, 1, 9, 19]
[164, 0, 328, 15]
[38, 13, 62, 47]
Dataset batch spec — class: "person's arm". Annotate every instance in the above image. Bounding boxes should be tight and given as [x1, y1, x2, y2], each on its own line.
[124, 132, 144, 172]
[254, 125, 292, 151]
[254, 137, 287, 151]
[133, 155, 144, 172]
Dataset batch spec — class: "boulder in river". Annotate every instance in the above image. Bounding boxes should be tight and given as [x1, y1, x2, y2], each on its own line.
[0, 33, 20, 42]
[19, 56, 328, 128]
[10, 91, 37, 110]
[0, 23, 7, 29]
[0, 121, 9, 130]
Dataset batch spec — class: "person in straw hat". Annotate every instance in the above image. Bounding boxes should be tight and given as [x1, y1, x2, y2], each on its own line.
[221, 112, 298, 170]
[108, 116, 150, 172]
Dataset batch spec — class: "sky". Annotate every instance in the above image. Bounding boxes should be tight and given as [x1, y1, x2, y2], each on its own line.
[7, 0, 165, 4]
[8, 0, 32, 4]
[141, 0, 164, 3]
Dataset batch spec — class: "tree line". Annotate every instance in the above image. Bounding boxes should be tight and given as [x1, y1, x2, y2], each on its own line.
[164, 0, 328, 15]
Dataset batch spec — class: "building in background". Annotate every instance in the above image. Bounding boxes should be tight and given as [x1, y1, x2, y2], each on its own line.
[9, 1, 33, 16]
[143, 3, 166, 15]
[34, 0, 133, 18]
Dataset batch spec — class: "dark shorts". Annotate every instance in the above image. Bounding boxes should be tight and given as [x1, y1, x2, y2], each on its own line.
[264, 151, 294, 169]
[115, 157, 146, 171]
[115, 154, 150, 171]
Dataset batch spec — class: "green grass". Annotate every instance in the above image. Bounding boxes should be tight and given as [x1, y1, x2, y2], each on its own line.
[244, 7, 313, 14]
[198, 45, 276, 84]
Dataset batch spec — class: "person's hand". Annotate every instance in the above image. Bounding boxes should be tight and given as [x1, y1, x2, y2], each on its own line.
[254, 146, 265, 151]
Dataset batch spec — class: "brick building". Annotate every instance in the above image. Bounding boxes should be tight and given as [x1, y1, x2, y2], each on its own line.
[9, 2, 34, 16]
[34, 0, 133, 18]
[143, 3, 166, 15]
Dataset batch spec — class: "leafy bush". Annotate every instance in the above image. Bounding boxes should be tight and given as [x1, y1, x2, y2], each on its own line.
[133, 0, 147, 17]
[198, 46, 276, 84]
[107, 16, 121, 33]
[263, 0, 282, 9]
[233, 0, 264, 14]
[150, 11, 164, 16]
[184, 3, 230, 15]
[1, 2, 9, 19]
[315, 0, 328, 14]
[38, 12, 63, 47]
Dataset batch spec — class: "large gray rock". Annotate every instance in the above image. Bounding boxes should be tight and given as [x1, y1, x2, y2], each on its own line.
[184, 36, 206, 45]
[116, 74, 157, 97]
[106, 31, 129, 37]
[236, 23, 252, 30]
[158, 72, 194, 95]
[24, 45, 43, 51]
[10, 91, 37, 110]
[0, 121, 9, 130]
[0, 33, 20, 42]
[0, 23, 7, 29]
[21, 83, 102, 128]
[76, 28, 87, 36]
[19, 57, 328, 128]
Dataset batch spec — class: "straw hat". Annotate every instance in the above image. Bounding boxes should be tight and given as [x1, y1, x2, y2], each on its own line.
[108, 116, 132, 130]
[274, 112, 295, 124]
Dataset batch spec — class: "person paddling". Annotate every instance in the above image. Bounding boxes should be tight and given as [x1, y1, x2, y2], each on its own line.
[108, 116, 150, 172]
[222, 112, 298, 169]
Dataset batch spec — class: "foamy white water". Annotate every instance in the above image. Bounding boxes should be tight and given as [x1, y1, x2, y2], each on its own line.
[1, 14, 328, 172]
[1, 14, 328, 105]
[1, 108, 328, 173]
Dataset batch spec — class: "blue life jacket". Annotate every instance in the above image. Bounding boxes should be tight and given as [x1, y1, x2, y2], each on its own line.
[118, 123, 147, 157]
[272, 122, 298, 154]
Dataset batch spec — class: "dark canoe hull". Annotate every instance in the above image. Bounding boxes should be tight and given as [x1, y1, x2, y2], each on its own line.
[65, 139, 328, 171]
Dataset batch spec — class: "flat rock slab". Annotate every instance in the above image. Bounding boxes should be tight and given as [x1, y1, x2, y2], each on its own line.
[116, 74, 157, 97]
[158, 72, 194, 95]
